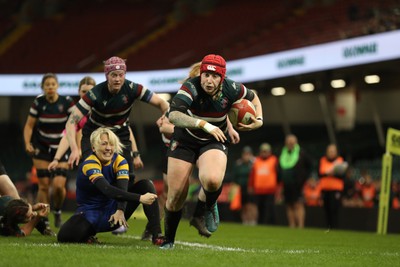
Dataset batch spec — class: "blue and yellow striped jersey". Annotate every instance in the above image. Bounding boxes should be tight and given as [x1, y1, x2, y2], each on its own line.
[76, 153, 129, 209]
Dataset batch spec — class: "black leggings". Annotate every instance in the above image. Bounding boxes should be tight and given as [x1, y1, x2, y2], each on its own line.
[322, 190, 342, 229]
[58, 179, 161, 243]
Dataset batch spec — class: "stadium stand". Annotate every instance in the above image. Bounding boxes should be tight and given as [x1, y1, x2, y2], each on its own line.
[0, 0, 399, 73]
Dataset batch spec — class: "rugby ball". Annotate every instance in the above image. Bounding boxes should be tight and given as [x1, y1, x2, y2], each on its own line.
[228, 99, 256, 129]
[333, 162, 349, 176]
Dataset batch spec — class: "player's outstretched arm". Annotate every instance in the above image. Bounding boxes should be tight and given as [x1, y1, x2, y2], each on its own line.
[149, 93, 170, 115]
[93, 177, 157, 205]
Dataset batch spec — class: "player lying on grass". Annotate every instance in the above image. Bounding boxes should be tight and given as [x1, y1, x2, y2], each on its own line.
[57, 127, 163, 244]
[0, 197, 50, 237]
[0, 160, 54, 237]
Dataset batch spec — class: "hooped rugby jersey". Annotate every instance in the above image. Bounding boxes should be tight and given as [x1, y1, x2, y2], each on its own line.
[76, 79, 153, 131]
[29, 94, 74, 149]
[171, 76, 254, 140]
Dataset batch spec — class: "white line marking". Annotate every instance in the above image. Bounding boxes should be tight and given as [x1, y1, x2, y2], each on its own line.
[119, 235, 320, 254]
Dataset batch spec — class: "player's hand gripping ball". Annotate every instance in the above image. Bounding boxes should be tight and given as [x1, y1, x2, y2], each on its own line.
[228, 99, 256, 129]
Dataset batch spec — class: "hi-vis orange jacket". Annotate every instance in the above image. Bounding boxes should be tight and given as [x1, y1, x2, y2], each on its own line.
[248, 155, 278, 194]
[318, 156, 344, 191]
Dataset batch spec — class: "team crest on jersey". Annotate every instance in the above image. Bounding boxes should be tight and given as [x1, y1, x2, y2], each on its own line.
[219, 97, 228, 109]
[121, 95, 128, 104]
[58, 104, 64, 113]
[102, 100, 107, 106]
[170, 140, 178, 151]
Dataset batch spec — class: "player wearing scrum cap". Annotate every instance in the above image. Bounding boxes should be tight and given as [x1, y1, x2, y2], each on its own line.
[161, 54, 263, 249]
[66, 56, 169, 244]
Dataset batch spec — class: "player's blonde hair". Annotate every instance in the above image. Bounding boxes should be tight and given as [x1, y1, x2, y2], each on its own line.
[179, 62, 201, 84]
[78, 76, 96, 93]
[90, 127, 124, 155]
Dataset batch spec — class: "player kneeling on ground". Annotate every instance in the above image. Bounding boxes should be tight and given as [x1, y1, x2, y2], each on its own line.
[58, 127, 163, 244]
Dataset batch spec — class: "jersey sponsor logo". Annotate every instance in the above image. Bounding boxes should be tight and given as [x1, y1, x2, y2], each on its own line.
[117, 170, 129, 176]
[207, 65, 216, 71]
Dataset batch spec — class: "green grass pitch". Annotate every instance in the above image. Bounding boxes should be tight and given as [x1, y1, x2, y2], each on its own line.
[0, 212, 399, 267]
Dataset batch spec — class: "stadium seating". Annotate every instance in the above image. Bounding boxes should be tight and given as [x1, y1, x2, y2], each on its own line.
[0, 0, 172, 73]
[1, 0, 398, 73]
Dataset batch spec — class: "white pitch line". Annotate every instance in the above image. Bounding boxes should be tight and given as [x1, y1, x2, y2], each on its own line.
[119, 235, 320, 254]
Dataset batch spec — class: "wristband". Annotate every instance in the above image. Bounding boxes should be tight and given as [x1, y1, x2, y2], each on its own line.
[132, 151, 140, 158]
[53, 157, 60, 162]
[203, 122, 217, 133]
[195, 119, 206, 128]
[256, 117, 263, 121]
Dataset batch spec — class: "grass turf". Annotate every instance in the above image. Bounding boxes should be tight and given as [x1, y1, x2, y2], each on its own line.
[0, 212, 399, 267]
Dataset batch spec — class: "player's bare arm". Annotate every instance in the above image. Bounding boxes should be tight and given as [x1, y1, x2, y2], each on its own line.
[23, 116, 37, 155]
[66, 107, 84, 166]
[149, 93, 170, 114]
[129, 127, 143, 169]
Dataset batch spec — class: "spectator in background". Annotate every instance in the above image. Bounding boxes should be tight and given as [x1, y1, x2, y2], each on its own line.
[391, 181, 400, 209]
[231, 146, 256, 225]
[248, 143, 278, 225]
[23, 73, 75, 230]
[342, 167, 360, 207]
[278, 134, 312, 228]
[318, 144, 346, 229]
[303, 178, 322, 207]
[359, 173, 376, 208]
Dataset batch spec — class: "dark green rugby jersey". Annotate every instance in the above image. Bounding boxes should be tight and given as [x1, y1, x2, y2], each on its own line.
[171, 76, 254, 140]
[76, 79, 153, 130]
